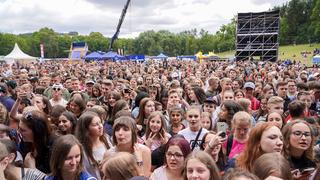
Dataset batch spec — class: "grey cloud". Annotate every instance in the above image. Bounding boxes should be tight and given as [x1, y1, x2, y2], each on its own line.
[84, 0, 170, 9]
[250, 0, 289, 6]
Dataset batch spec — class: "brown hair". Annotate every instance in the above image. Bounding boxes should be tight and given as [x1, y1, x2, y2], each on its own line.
[50, 134, 84, 179]
[253, 152, 292, 180]
[137, 98, 154, 126]
[184, 151, 221, 180]
[75, 111, 110, 166]
[145, 111, 167, 139]
[282, 120, 314, 161]
[103, 152, 140, 180]
[113, 116, 137, 148]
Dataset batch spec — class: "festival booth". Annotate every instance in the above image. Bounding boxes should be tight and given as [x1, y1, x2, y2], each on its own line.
[102, 51, 126, 61]
[126, 54, 145, 61]
[313, 54, 320, 64]
[85, 51, 105, 60]
[4, 43, 37, 64]
[154, 53, 168, 60]
[177, 55, 197, 61]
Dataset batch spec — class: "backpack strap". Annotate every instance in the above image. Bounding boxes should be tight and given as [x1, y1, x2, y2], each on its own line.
[226, 134, 234, 157]
[191, 128, 202, 151]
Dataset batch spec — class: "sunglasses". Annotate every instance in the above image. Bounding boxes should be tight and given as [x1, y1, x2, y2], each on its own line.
[53, 88, 61, 91]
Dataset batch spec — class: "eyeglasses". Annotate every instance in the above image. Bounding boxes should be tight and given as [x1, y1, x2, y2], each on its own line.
[166, 152, 183, 159]
[53, 88, 61, 91]
[292, 131, 311, 138]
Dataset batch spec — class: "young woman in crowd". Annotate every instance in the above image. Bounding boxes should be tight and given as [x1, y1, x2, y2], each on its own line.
[217, 100, 243, 132]
[236, 123, 283, 172]
[187, 86, 206, 105]
[136, 98, 155, 136]
[178, 106, 208, 151]
[253, 152, 292, 180]
[109, 99, 130, 124]
[92, 83, 102, 98]
[266, 111, 284, 129]
[200, 131, 226, 172]
[234, 89, 245, 101]
[0, 139, 46, 180]
[104, 116, 151, 177]
[184, 150, 221, 180]
[282, 120, 317, 179]
[200, 112, 212, 130]
[252, 96, 268, 122]
[168, 107, 185, 136]
[32, 95, 52, 117]
[68, 96, 86, 118]
[106, 91, 121, 118]
[224, 111, 252, 160]
[143, 111, 171, 151]
[75, 111, 112, 179]
[150, 136, 191, 180]
[102, 152, 140, 180]
[45, 134, 97, 180]
[18, 110, 54, 173]
[57, 111, 77, 135]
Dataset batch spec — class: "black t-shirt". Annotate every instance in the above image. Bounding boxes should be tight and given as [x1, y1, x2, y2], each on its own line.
[151, 145, 166, 168]
[289, 155, 316, 171]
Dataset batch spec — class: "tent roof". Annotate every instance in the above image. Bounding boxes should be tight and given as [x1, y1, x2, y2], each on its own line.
[85, 51, 105, 59]
[5, 43, 36, 60]
[156, 53, 168, 58]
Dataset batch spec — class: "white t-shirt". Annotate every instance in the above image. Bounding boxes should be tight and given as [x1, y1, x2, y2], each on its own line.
[178, 127, 208, 151]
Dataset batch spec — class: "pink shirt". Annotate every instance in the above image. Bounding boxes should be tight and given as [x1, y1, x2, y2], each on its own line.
[223, 138, 246, 159]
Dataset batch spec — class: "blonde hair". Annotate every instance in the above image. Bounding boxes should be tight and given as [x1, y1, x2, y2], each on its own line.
[231, 111, 252, 130]
[103, 152, 140, 180]
[267, 96, 284, 107]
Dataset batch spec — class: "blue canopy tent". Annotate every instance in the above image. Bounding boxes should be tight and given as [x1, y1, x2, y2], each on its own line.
[101, 51, 127, 61]
[177, 55, 197, 60]
[313, 55, 320, 64]
[154, 53, 168, 60]
[126, 54, 145, 61]
[85, 51, 105, 60]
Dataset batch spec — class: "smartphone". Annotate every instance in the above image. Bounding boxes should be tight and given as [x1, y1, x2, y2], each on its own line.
[216, 122, 228, 134]
[218, 132, 226, 138]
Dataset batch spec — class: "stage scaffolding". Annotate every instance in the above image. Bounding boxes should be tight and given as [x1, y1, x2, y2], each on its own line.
[235, 10, 280, 61]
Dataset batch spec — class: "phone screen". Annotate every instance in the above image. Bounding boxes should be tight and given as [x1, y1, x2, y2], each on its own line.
[216, 122, 228, 134]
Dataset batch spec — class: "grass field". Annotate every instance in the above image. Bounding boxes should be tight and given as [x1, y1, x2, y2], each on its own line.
[216, 43, 320, 67]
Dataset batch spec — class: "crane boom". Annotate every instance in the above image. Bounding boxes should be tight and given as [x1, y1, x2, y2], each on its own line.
[109, 0, 131, 51]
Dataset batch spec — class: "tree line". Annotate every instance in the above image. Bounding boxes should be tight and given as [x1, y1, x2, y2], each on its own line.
[0, 0, 319, 58]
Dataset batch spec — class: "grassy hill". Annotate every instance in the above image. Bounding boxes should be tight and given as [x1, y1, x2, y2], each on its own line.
[216, 43, 320, 67]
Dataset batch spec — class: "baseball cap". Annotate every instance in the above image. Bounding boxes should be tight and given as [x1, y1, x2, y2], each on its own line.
[204, 97, 215, 104]
[244, 82, 255, 89]
[85, 79, 95, 85]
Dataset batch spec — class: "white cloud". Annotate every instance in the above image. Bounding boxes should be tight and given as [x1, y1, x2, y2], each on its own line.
[0, 0, 290, 38]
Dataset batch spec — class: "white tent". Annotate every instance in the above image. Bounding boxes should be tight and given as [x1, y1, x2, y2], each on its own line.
[4, 43, 37, 64]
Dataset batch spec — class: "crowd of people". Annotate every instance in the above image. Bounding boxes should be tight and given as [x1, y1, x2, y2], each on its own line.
[0, 59, 319, 180]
